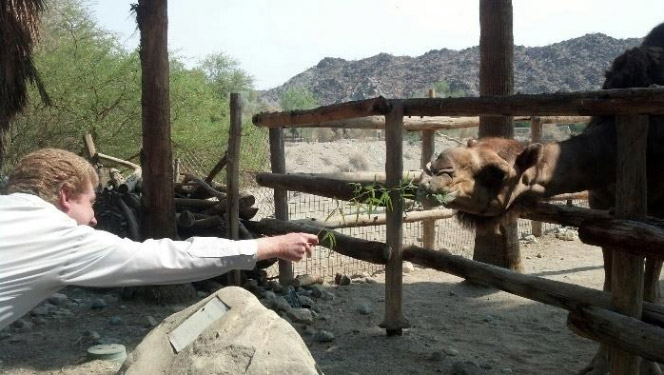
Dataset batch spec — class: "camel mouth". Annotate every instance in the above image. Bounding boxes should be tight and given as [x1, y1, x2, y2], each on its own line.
[416, 186, 458, 208]
[455, 204, 521, 229]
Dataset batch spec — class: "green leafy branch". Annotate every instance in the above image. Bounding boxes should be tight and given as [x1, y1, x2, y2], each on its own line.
[316, 175, 455, 254]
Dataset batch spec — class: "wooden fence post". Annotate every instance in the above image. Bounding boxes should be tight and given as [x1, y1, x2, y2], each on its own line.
[269, 127, 293, 285]
[226, 93, 243, 286]
[530, 117, 543, 237]
[173, 157, 181, 183]
[610, 115, 648, 374]
[380, 102, 410, 335]
[421, 89, 437, 249]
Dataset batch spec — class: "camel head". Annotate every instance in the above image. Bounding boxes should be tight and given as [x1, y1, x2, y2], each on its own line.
[419, 137, 544, 217]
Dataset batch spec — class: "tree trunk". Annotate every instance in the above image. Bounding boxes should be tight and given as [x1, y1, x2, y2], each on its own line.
[134, 0, 193, 304]
[474, 0, 521, 271]
[136, 0, 176, 240]
[478, 0, 514, 139]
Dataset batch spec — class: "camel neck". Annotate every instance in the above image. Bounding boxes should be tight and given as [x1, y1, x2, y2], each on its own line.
[533, 127, 616, 197]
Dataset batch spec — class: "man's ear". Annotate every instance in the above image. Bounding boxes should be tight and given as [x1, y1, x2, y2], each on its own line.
[58, 184, 75, 213]
[515, 143, 543, 173]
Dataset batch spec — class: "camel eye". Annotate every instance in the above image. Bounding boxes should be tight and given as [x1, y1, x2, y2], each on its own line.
[434, 168, 455, 177]
[429, 165, 454, 177]
[426, 162, 454, 177]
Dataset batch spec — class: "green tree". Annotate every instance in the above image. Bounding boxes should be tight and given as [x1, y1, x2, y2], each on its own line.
[170, 61, 220, 154]
[279, 86, 318, 111]
[199, 52, 254, 102]
[278, 86, 318, 139]
[431, 80, 467, 98]
[4, 0, 269, 185]
[5, 0, 142, 170]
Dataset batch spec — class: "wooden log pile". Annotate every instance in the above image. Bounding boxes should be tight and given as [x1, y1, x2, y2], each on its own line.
[90, 149, 278, 296]
[173, 171, 259, 240]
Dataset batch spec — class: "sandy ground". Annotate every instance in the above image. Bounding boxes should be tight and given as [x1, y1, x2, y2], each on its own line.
[2, 234, 662, 375]
[2, 138, 662, 374]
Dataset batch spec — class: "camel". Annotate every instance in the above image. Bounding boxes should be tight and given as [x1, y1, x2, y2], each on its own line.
[419, 22, 664, 375]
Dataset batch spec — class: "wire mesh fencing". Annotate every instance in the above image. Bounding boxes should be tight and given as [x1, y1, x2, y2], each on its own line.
[250, 187, 587, 280]
[179, 126, 588, 281]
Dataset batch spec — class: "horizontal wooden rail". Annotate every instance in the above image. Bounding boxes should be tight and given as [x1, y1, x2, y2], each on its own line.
[543, 191, 588, 202]
[252, 88, 664, 128]
[519, 202, 664, 258]
[578, 219, 664, 259]
[255, 172, 419, 203]
[252, 97, 390, 127]
[255, 115, 590, 131]
[302, 171, 423, 182]
[403, 245, 664, 361]
[243, 218, 392, 264]
[292, 208, 455, 229]
[518, 116, 591, 124]
[285, 194, 583, 230]
[398, 87, 664, 117]
[254, 175, 664, 258]
[567, 307, 664, 364]
[518, 201, 610, 227]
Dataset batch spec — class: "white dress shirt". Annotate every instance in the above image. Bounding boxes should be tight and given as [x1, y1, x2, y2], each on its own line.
[0, 193, 258, 330]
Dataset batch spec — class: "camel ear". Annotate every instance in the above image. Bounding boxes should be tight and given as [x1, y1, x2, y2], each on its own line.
[515, 143, 542, 173]
[467, 139, 478, 148]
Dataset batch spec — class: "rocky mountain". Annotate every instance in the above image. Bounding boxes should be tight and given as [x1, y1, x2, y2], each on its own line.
[259, 33, 641, 106]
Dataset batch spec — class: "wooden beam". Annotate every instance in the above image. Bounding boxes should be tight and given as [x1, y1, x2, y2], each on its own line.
[398, 88, 664, 117]
[380, 103, 410, 335]
[420, 90, 437, 250]
[253, 97, 391, 127]
[608, 115, 648, 374]
[84, 133, 97, 157]
[226, 93, 242, 286]
[566, 307, 664, 363]
[293, 208, 455, 229]
[268, 127, 293, 285]
[402, 245, 664, 332]
[305, 171, 423, 183]
[578, 219, 664, 259]
[204, 152, 228, 184]
[517, 201, 610, 227]
[243, 218, 392, 265]
[530, 117, 543, 237]
[256, 172, 419, 204]
[252, 114, 590, 131]
[515, 116, 590, 125]
[252, 89, 664, 129]
[543, 191, 588, 201]
[259, 115, 481, 131]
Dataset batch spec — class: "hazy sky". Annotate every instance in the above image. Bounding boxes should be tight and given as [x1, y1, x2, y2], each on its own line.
[90, 0, 663, 90]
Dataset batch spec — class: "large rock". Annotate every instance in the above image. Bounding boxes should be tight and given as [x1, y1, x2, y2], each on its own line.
[119, 287, 319, 375]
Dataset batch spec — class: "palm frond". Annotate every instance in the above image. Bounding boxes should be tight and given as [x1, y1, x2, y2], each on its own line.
[0, 0, 51, 129]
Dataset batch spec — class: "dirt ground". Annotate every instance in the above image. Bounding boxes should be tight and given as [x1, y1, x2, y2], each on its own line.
[2, 139, 662, 374]
[1, 234, 662, 375]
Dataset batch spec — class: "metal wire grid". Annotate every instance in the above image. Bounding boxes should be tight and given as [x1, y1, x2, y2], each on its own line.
[179, 133, 587, 281]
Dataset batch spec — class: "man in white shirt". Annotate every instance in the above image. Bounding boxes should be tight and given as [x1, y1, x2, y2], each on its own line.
[0, 148, 319, 330]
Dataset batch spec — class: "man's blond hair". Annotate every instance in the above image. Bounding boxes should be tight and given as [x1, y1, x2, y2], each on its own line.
[4, 148, 99, 205]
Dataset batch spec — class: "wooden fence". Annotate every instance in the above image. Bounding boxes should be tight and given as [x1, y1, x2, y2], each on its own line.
[250, 87, 664, 368]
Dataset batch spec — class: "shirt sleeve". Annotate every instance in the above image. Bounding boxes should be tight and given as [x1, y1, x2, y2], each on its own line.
[58, 226, 258, 287]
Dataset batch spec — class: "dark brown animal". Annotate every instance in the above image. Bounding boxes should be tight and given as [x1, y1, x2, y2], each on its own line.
[420, 22, 664, 375]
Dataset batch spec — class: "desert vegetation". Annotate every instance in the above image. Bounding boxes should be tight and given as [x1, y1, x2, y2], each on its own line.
[2, 0, 270, 183]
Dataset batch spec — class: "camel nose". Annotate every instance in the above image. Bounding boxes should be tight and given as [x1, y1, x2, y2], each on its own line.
[424, 162, 434, 176]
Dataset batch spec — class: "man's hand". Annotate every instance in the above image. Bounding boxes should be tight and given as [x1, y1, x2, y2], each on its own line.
[256, 233, 319, 262]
